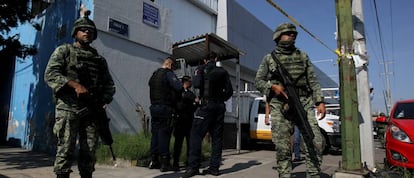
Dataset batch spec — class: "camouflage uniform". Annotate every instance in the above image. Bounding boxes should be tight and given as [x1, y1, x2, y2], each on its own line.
[255, 23, 324, 178]
[44, 12, 115, 178]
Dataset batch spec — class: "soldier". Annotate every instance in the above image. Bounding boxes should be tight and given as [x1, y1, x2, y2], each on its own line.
[148, 57, 183, 172]
[44, 11, 116, 178]
[182, 52, 233, 178]
[255, 22, 326, 178]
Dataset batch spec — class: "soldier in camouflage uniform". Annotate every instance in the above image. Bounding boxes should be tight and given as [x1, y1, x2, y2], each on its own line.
[255, 23, 326, 178]
[44, 11, 115, 178]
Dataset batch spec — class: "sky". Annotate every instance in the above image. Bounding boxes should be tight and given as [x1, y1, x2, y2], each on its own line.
[237, 0, 414, 114]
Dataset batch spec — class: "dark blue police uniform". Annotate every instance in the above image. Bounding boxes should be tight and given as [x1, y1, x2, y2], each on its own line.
[184, 61, 233, 177]
[148, 68, 182, 171]
[173, 88, 197, 168]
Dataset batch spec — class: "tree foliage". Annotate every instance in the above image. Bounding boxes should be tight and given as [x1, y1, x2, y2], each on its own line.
[0, 0, 37, 59]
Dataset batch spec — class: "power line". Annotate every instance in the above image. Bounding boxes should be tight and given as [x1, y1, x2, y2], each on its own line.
[365, 0, 381, 64]
[373, 0, 393, 112]
[265, 0, 337, 56]
[389, 0, 397, 93]
[373, 0, 387, 64]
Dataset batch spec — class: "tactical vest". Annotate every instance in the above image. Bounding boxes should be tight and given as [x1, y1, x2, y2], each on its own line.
[149, 68, 173, 105]
[64, 44, 104, 90]
[271, 50, 312, 95]
[55, 44, 105, 104]
[203, 64, 232, 101]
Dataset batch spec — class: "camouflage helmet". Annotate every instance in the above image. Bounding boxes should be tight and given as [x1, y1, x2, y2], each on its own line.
[71, 10, 97, 40]
[272, 22, 298, 41]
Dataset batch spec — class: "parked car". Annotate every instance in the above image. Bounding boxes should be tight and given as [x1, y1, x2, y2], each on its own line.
[385, 99, 414, 169]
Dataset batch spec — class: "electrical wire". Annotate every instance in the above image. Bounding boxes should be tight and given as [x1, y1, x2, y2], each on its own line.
[265, 0, 337, 56]
[373, 0, 393, 111]
[373, 0, 387, 64]
[389, 0, 396, 90]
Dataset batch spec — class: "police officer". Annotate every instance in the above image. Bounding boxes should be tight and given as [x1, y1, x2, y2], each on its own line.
[172, 75, 197, 170]
[182, 52, 233, 178]
[255, 23, 326, 178]
[148, 57, 183, 172]
[44, 11, 116, 178]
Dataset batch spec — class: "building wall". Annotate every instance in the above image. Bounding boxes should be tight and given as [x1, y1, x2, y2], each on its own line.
[8, 0, 81, 152]
[222, 0, 275, 90]
[7, 0, 172, 152]
[92, 0, 172, 134]
[156, 0, 217, 42]
[94, 0, 172, 53]
[155, 0, 265, 91]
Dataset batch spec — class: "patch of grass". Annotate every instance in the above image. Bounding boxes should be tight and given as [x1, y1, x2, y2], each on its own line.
[96, 132, 151, 165]
[96, 132, 212, 166]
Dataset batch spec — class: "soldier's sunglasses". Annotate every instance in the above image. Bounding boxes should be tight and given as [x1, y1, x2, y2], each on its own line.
[281, 31, 297, 36]
[78, 27, 95, 33]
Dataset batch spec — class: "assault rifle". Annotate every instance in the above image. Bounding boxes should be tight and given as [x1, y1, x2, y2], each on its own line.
[270, 52, 315, 141]
[93, 105, 116, 161]
[81, 91, 116, 161]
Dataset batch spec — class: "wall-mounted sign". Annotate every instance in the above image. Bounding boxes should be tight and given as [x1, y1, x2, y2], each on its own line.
[109, 18, 129, 37]
[142, 2, 159, 28]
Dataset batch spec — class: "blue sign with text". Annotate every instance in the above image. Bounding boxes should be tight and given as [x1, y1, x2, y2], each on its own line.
[109, 18, 129, 37]
[143, 2, 159, 28]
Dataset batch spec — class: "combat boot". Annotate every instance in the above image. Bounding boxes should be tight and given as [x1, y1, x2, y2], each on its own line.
[148, 154, 161, 169]
[160, 155, 173, 172]
[56, 173, 70, 178]
[172, 161, 180, 171]
[172, 156, 180, 171]
[80, 171, 92, 178]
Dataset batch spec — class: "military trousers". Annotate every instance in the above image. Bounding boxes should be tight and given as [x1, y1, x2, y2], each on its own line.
[187, 101, 226, 171]
[150, 104, 174, 158]
[53, 108, 98, 175]
[270, 97, 323, 178]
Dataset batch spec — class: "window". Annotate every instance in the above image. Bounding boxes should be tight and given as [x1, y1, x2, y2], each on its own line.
[258, 100, 266, 114]
[393, 102, 414, 119]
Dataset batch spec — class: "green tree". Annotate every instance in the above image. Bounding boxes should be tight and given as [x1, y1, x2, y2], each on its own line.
[0, 0, 37, 59]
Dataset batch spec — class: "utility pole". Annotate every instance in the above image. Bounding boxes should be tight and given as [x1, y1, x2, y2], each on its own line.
[335, 0, 362, 172]
[382, 60, 393, 114]
[352, 0, 375, 170]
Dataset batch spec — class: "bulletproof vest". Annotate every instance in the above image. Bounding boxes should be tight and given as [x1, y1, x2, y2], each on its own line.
[274, 50, 309, 87]
[203, 65, 229, 101]
[65, 44, 104, 91]
[149, 68, 173, 105]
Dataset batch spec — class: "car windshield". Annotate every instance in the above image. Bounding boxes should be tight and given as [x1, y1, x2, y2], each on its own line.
[393, 102, 414, 119]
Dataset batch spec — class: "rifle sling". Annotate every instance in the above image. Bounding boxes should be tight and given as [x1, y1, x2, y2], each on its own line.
[270, 51, 294, 83]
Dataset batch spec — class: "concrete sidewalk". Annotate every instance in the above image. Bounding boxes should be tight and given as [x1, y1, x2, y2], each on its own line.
[0, 145, 385, 178]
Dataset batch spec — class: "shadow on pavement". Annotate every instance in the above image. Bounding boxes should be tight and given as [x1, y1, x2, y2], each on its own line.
[0, 146, 54, 170]
[220, 160, 261, 175]
[153, 160, 262, 178]
[327, 148, 342, 156]
[293, 172, 331, 178]
[153, 171, 183, 178]
[0, 174, 11, 178]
